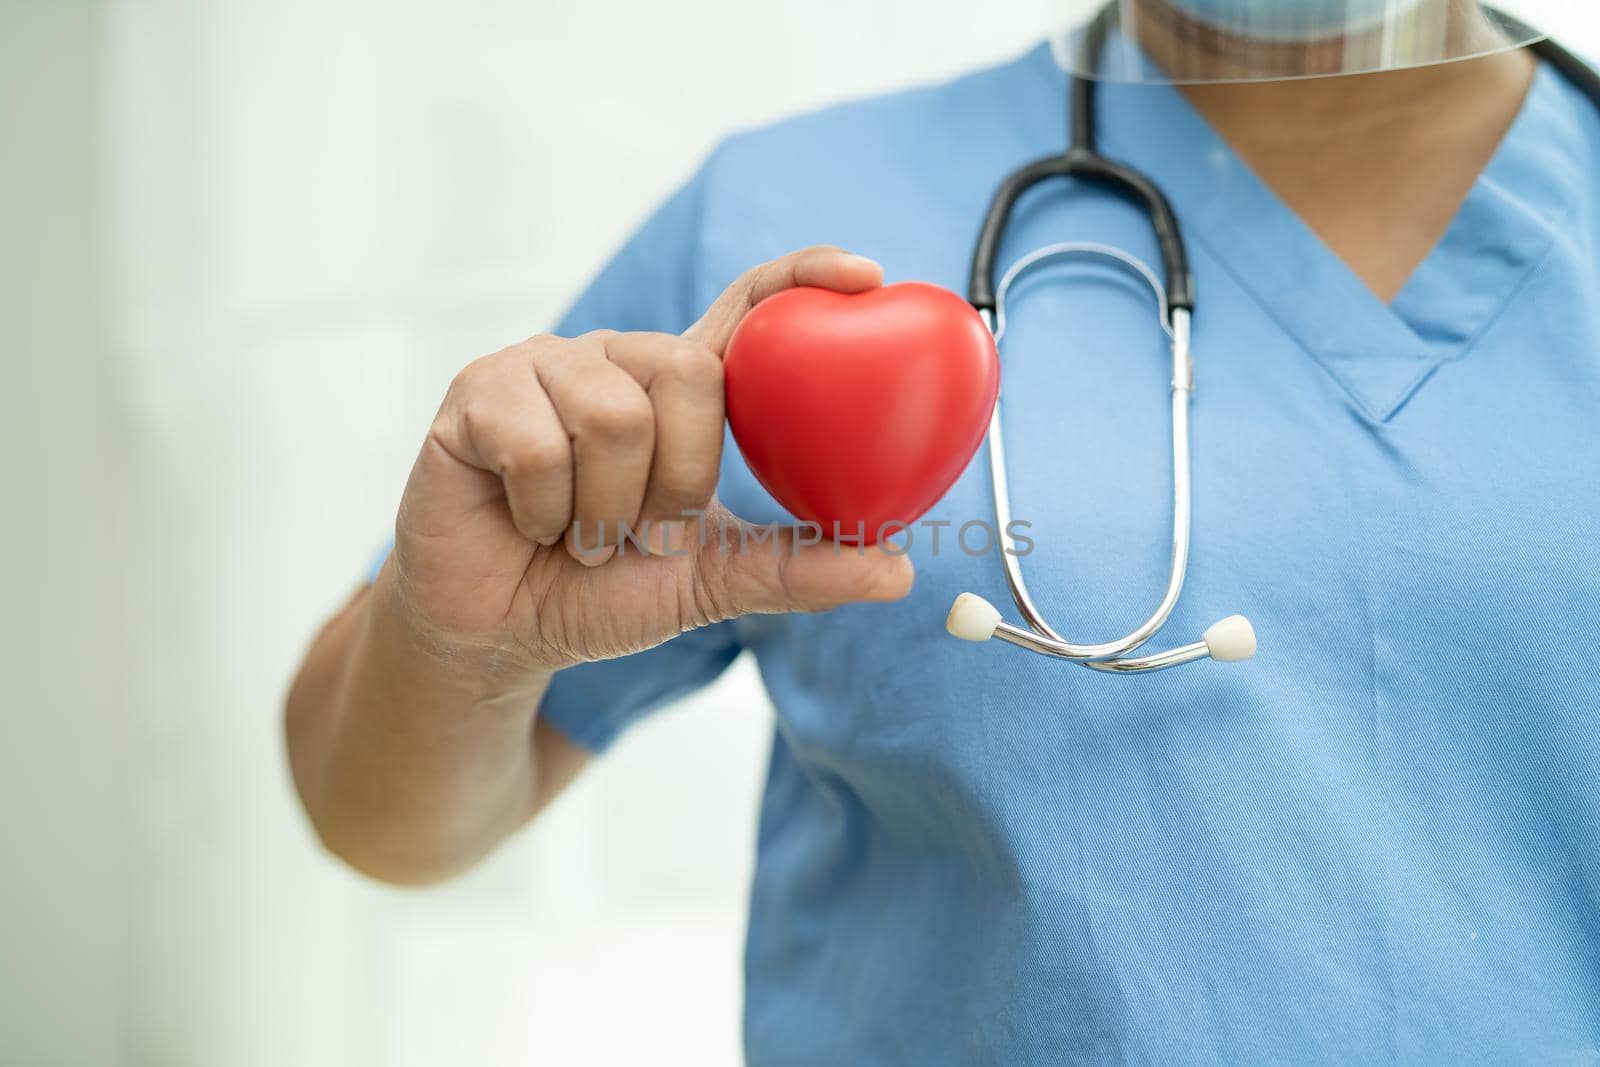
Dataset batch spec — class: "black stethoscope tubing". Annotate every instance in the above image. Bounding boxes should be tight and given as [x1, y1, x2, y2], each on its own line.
[966, 5, 1599, 327]
[947, 6, 1599, 671]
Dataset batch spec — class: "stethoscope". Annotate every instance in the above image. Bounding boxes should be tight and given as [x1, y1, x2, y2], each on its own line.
[944, 5, 1598, 673]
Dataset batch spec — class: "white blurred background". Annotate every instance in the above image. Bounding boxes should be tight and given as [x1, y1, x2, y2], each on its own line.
[2, 2, 1060, 1064]
[7, 2, 1600, 1065]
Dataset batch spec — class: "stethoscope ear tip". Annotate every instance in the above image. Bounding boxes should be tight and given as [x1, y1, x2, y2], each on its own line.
[947, 592, 1002, 642]
[1203, 615, 1257, 663]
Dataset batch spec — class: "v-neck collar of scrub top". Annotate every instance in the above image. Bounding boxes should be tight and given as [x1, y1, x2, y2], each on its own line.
[1026, 40, 1586, 423]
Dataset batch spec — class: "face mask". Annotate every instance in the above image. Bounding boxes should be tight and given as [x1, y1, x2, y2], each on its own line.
[1159, 0, 1427, 42]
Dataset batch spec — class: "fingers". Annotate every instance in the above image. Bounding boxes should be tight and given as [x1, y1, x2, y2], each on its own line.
[438, 330, 727, 567]
[493, 384, 573, 548]
[433, 246, 880, 571]
[535, 336, 656, 565]
[600, 333, 723, 551]
[433, 351, 574, 547]
[685, 245, 882, 354]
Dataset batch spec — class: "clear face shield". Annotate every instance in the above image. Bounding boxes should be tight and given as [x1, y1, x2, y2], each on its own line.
[1049, 0, 1555, 83]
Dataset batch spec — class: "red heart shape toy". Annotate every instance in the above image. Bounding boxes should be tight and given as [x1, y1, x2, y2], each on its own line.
[723, 282, 1000, 544]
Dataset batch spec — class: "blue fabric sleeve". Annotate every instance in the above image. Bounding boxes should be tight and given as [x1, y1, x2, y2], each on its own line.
[536, 630, 743, 753]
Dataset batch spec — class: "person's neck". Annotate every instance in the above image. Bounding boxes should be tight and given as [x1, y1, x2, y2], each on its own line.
[1118, 1, 1537, 302]
[1122, 0, 1532, 147]
[1177, 49, 1535, 152]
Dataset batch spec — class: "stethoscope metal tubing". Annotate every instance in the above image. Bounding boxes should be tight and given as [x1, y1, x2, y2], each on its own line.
[982, 291, 1201, 671]
[954, 3, 1248, 673]
[988, 620, 1213, 672]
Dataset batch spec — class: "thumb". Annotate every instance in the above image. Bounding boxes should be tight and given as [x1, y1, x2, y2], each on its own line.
[694, 508, 915, 617]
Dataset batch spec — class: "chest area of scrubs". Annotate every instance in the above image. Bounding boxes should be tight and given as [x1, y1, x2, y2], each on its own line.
[711, 49, 1600, 1052]
[716, 53, 1600, 768]
[723, 94, 1600, 744]
[730, 214, 1600, 795]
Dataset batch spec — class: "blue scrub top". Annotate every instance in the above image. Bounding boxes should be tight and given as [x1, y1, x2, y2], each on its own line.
[534, 41, 1600, 1063]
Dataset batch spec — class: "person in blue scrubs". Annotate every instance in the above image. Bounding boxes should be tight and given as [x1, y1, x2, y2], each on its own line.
[287, 2, 1600, 1061]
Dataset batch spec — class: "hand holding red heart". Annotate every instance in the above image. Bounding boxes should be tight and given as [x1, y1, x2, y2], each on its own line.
[384, 247, 922, 677]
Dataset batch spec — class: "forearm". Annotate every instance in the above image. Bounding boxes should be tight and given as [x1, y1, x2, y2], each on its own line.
[285, 249, 900, 884]
[286, 559, 559, 885]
